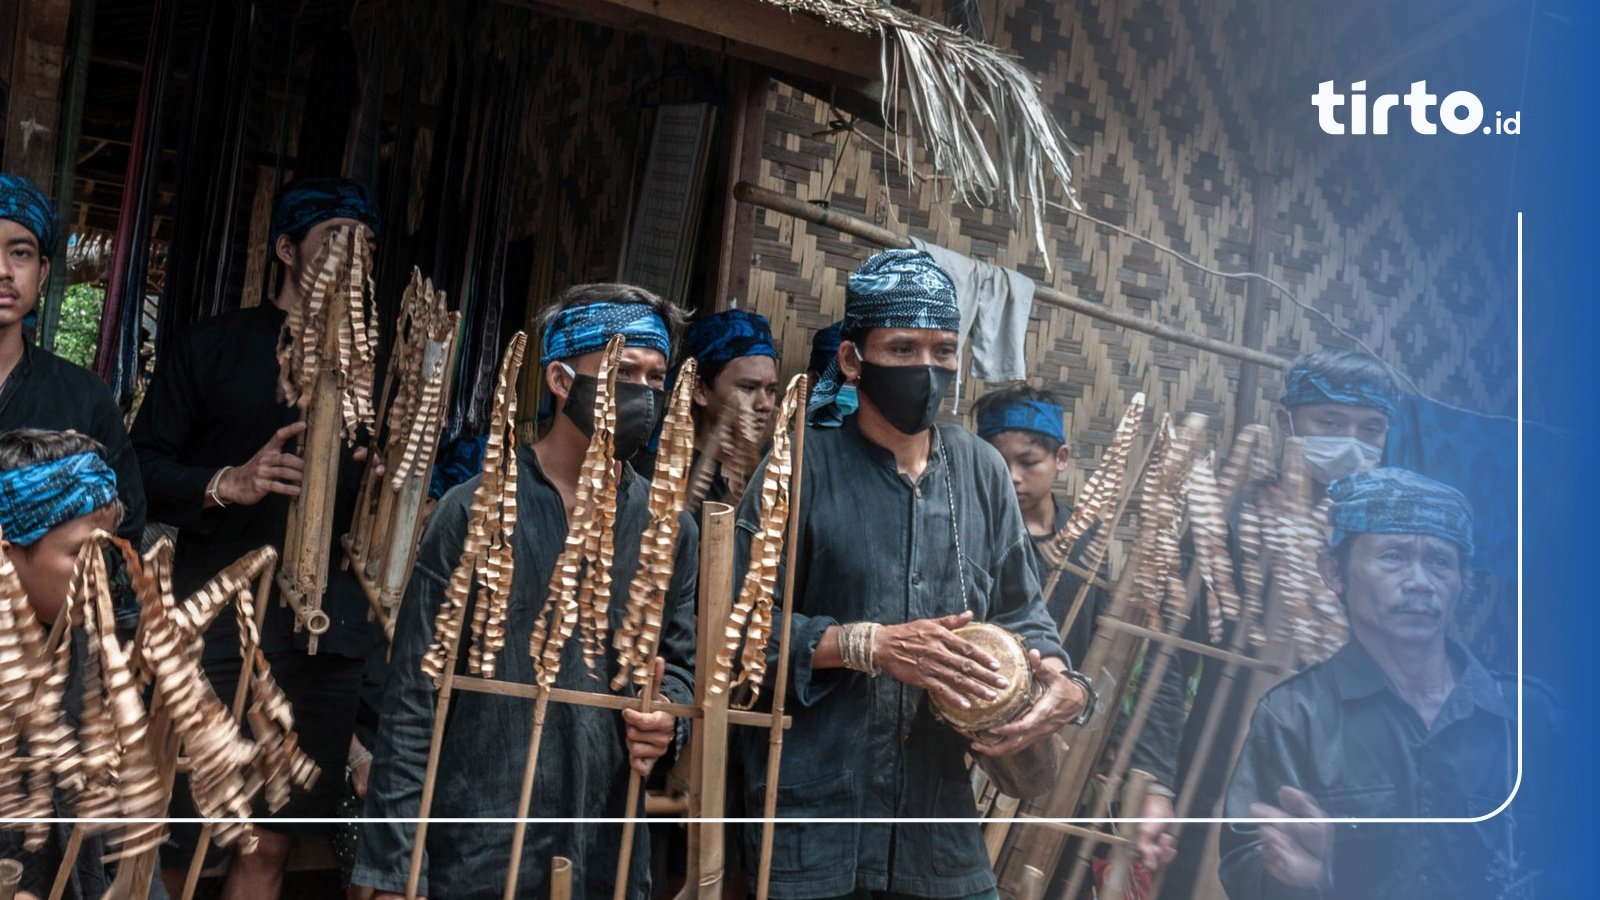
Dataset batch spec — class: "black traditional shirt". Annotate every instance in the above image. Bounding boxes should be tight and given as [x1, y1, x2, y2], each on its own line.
[735, 419, 1066, 899]
[353, 447, 697, 899]
[1220, 639, 1545, 899]
[0, 339, 146, 546]
[129, 303, 369, 660]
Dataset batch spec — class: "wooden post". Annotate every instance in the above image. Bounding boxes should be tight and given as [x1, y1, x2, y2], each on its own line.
[755, 384, 806, 900]
[1233, 171, 1277, 434]
[38, 0, 94, 351]
[711, 64, 770, 309]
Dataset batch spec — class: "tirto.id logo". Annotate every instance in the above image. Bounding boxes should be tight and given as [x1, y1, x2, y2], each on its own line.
[1313, 81, 1521, 136]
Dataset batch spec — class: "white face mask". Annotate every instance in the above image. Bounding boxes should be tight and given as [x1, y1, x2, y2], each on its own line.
[1299, 435, 1382, 484]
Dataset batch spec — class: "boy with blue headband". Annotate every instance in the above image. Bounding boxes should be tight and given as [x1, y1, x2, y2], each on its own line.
[973, 385, 1185, 876]
[354, 283, 696, 900]
[0, 173, 146, 553]
[0, 429, 126, 899]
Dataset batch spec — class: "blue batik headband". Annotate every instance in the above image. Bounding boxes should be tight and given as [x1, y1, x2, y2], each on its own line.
[540, 301, 671, 368]
[976, 398, 1067, 446]
[1281, 368, 1398, 418]
[1327, 467, 1474, 557]
[0, 453, 119, 547]
[808, 249, 961, 427]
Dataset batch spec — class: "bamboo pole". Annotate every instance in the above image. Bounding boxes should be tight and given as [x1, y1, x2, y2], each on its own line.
[1059, 566, 1203, 900]
[611, 665, 659, 899]
[46, 828, 84, 900]
[404, 567, 476, 900]
[993, 434, 1171, 888]
[755, 381, 807, 900]
[1099, 771, 1155, 900]
[690, 502, 736, 899]
[732, 182, 1289, 371]
[549, 856, 573, 900]
[500, 689, 552, 900]
[181, 561, 276, 900]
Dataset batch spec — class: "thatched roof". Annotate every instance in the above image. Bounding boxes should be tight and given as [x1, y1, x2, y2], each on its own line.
[759, 0, 1083, 259]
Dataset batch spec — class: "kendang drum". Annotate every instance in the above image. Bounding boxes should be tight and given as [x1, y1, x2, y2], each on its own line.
[931, 622, 1064, 799]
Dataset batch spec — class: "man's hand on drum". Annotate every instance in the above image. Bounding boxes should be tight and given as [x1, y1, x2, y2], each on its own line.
[872, 610, 1010, 711]
[971, 649, 1088, 757]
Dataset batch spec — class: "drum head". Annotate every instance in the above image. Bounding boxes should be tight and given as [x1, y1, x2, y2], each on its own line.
[932, 622, 1034, 735]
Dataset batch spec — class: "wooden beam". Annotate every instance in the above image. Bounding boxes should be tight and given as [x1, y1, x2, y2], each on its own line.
[3, 0, 73, 188]
[735, 181, 1291, 371]
[501, 0, 880, 90]
[712, 63, 770, 309]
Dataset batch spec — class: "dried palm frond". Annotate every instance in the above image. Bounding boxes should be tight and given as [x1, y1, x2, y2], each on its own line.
[613, 360, 699, 691]
[724, 375, 809, 708]
[759, 0, 1083, 262]
[422, 332, 526, 682]
[1047, 392, 1145, 567]
[275, 225, 379, 439]
[529, 335, 625, 689]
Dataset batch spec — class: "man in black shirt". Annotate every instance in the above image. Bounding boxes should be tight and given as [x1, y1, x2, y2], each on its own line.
[0, 172, 146, 550]
[1220, 467, 1540, 899]
[132, 177, 382, 898]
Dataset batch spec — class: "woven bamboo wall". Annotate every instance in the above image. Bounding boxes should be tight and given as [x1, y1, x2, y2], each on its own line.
[743, 0, 1517, 499]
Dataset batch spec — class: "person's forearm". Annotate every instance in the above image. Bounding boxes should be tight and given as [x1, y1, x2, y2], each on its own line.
[812, 624, 843, 669]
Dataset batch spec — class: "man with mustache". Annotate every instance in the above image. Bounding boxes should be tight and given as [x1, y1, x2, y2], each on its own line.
[735, 249, 1092, 899]
[1219, 468, 1536, 899]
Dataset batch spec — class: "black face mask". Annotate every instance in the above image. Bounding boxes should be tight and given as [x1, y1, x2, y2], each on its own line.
[562, 373, 665, 461]
[855, 361, 956, 435]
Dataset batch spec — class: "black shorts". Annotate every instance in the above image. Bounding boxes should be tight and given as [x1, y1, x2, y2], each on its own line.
[161, 649, 365, 870]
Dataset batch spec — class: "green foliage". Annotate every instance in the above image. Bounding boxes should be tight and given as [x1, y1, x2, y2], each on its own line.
[52, 283, 105, 368]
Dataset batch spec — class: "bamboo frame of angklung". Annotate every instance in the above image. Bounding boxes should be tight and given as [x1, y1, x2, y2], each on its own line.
[397, 507, 799, 900]
[399, 375, 804, 900]
[279, 227, 379, 654]
[30, 544, 282, 900]
[343, 270, 462, 640]
[993, 422, 1308, 900]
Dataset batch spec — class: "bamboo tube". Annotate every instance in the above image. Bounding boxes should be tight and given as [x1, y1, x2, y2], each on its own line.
[733, 182, 1289, 371]
[279, 259, 348, 654]
[46, 828, 83, 900]
[0, 859, 21, 900]
[550, 856, 572, 900]
[1059, 566, 1203, 900]
[755, 375, 808, 900]
[404, 610, 470, 900]
[1013, 865, 1048, 900]
[611, 666, 659, 899]
[1099, 770, 1155, 900]
[690, 503, 736, 899]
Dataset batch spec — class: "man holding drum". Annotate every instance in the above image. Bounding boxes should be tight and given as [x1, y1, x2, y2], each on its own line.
[735, 248, 1094, 899]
